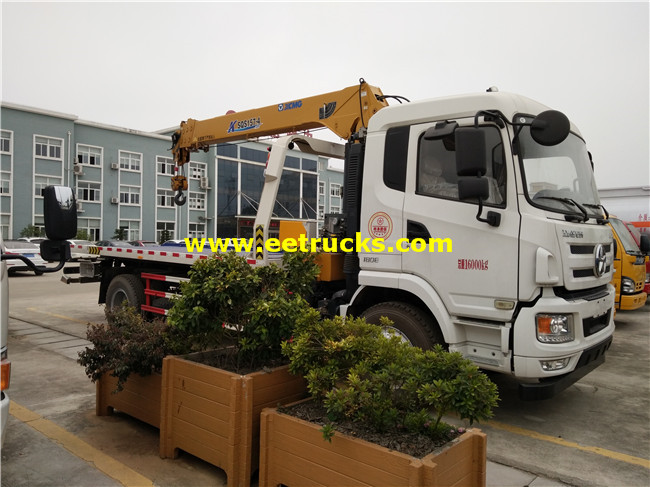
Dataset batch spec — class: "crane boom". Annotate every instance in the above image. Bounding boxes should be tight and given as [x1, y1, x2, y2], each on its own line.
[169, 80, 387, 204]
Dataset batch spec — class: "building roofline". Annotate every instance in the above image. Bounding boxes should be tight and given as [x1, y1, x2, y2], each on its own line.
[1, 101, 78, 121]
[75, 119, 170, 141]
[1, 101, 170, 141]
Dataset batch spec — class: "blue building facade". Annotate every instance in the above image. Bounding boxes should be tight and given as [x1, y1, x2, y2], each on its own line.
[0, 102, 344, 241]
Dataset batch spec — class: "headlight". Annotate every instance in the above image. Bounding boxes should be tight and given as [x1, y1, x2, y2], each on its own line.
[621, 277, 635, 294]
[536, 314, 574, 343]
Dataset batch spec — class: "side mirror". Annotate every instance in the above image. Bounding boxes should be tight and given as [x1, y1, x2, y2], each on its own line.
[43, 185, 77, 240]
[640, 234, 650, 255]
[530, 110, 570, 146]
[458, 177, 489, 200]
[455, 127, 487, 177]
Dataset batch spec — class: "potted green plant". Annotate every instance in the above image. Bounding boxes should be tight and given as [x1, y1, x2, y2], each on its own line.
[259, 315, 499, 487]
[78, 305, 184, 428]
[160, 251, 320, 487]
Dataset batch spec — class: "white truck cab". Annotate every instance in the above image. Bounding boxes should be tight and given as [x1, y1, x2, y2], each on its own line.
[1, 235, 12, 446]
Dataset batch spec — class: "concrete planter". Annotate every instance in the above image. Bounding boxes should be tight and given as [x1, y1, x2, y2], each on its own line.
[96, 372, 163, 429]
[160, 351, 306, 487]
[259, 401, 487, 487]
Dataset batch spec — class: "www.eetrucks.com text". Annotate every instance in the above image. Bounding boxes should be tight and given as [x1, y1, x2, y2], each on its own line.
[184, 234, 452, 254]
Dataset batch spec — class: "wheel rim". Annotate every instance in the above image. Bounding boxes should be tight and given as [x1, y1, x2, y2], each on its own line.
[381, 325, 413, 346]
[110, 289, 129, 309]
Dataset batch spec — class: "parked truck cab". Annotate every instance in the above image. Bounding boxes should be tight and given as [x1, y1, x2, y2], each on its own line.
[609, 217, 648, 310]
[1, 235, 11, 446]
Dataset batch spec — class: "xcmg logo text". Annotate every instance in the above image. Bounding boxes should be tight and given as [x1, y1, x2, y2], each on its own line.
[278, 100, 303, 111]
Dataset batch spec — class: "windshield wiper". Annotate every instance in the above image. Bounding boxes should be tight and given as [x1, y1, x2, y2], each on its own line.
[583, 203, 609, 224]
[534, 196, 589, 222]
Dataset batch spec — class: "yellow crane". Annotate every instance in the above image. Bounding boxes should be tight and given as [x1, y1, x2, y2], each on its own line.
[170, 79, 389, 205]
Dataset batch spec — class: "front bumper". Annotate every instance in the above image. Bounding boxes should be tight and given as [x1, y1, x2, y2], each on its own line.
[518, 336, 612, 400]
[1, 390, 9, 446]
[620, 291, 647, 311]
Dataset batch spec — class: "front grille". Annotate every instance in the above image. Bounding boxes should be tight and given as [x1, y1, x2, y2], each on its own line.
[583, 309, 611, 337]
[573, 266, 612, 279]
[570, 243, 611, 255]
[554, 285, 609, 302]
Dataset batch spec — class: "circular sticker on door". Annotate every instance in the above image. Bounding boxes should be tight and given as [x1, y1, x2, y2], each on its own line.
[368, 212, 393, 239]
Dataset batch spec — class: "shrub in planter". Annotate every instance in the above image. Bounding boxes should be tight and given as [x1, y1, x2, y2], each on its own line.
[166, 250, 320, 371]
[78, 305, 183, 392]
[263, 314, 499, 486]
[78, 305, 186, 427]
[282, 315, 499, 441]
[160, 251, 321, 487]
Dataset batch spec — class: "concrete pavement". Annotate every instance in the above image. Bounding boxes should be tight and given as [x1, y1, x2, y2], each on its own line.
[2, 315, 572, 487]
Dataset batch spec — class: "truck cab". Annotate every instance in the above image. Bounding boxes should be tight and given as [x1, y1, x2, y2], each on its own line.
[1, 235, 12, 446]
[609, 217, 648, 310]
[348, 91, 615, 399]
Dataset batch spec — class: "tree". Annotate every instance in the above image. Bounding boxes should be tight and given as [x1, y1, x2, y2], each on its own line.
[159, 229, 171, 245]
[20, 224, 44, 238]
[113, 228, 127, 240]
[76, 229, 90, 240]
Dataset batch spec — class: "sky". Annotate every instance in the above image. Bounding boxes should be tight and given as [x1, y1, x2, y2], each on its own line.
[1, 1, 648, 190]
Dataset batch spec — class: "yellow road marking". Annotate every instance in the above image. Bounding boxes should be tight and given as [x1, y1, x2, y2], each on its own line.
[26, 307, 91, 325]
[487, 419, 650, 469]
[10, 401, 154, 487]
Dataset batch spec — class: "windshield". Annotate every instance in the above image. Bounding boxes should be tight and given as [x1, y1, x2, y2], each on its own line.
[518, 125, 602, 220]
[610, 218, 641, 254]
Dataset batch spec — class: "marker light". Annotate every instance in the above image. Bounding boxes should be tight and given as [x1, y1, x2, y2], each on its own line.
[1, 356, 10, 391]
[536, 314, 574, 343]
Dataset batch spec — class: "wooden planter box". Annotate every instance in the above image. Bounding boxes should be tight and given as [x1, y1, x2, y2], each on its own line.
[259, 403, 487, 487]
[160, 351, 306, 487]
[96, 372, 163, 429]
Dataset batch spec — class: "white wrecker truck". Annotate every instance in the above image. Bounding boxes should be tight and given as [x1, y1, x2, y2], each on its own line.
[51, 80, 615, 400]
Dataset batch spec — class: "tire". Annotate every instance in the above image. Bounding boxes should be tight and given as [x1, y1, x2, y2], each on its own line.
[360, 301, 443, 350]
[106, 274, 145, 311]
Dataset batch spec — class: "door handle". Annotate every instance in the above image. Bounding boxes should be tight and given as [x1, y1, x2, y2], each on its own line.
[407, 220, 431, 241]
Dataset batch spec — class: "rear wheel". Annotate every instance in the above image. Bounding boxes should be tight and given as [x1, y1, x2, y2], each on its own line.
[360, 301, 443, 350]
[106, 274, 145, 311]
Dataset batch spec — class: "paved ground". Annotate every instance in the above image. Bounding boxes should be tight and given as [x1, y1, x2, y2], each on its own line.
[2, 269, 649, 486]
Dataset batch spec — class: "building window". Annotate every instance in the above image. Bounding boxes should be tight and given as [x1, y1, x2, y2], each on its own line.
[319, 181, 325, 196]
[119, 185, 140, 205]
[157, 188, 175, 207]
[34, 175, 62, 197]
[77, 145, 102, 166]
[77, 182, 101, 202]
[302, 158, 318, 172]
[330, 183, 341, 198]
[330, 205, 341, 214]
[188, 223, 205, 239]
[119, 151, 141, 171]
[189, 192, 206, 210]
[35, 136, 62, 159]
[78, 218, 101, 241]
[0, 172, 10, 194]
[318, 205, 324, 219]
[156, 221, 175, 242]
[157, 156, 174, 175]
[119, 221, 140, 241]
[1, 131, 12, 153]
[189, 162, 206, 179]
[1, 214, 9, 239]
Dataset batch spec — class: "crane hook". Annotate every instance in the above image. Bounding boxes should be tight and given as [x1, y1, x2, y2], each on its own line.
[174, 190, 187, 206]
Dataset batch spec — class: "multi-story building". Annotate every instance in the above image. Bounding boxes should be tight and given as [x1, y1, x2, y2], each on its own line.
[0, 102, 343, 241]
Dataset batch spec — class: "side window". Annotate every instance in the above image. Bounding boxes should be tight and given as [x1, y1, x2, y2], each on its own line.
[416, 126, 506, 206]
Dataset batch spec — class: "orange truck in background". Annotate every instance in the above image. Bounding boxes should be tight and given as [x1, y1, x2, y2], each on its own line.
[625, 221, 650, 297]
[608, 217, 648, 310]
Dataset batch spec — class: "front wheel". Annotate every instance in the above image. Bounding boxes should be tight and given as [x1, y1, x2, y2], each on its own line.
[360, 301, 443, 350]
[106, 274, 145, 311]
